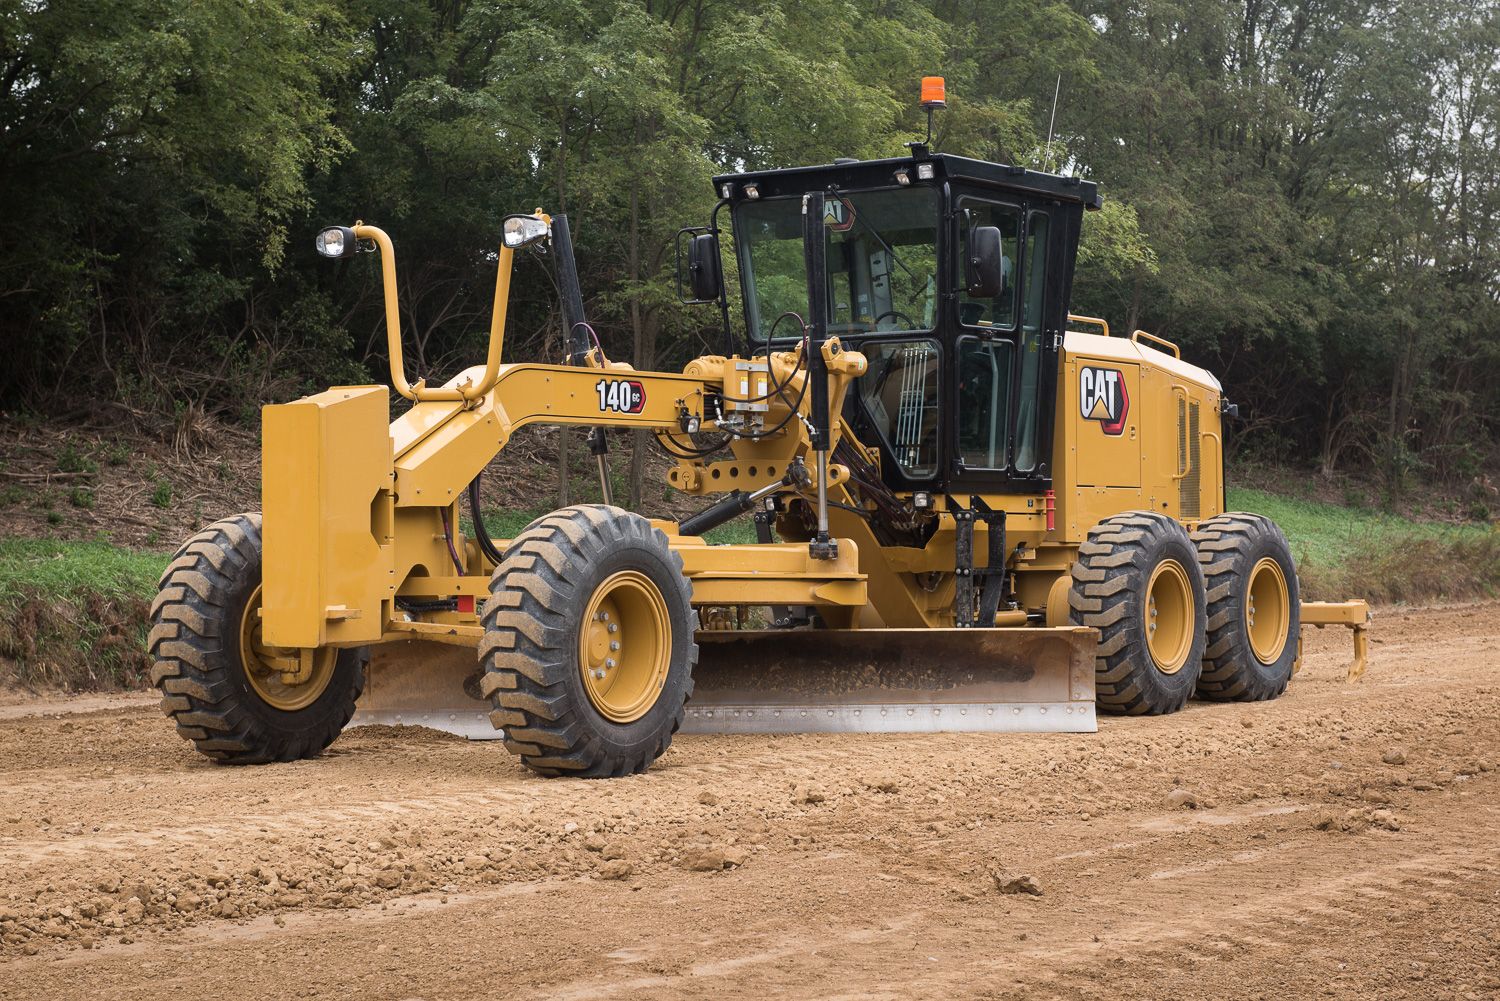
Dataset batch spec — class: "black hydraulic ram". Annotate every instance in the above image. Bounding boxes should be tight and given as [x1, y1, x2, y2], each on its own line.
[553, 214, 614, 504]
[801, 190, 837, 560]
[678, 462, 810, 539]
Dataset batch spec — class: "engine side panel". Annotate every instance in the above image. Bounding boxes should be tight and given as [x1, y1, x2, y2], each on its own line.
[1054, 331, 1223, 542]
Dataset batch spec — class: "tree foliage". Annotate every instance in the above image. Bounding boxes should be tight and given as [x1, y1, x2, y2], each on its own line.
[1, 0, 1495, 495]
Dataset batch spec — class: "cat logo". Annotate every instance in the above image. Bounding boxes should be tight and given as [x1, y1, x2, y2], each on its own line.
[822, 197, 857, 233]
[1080, 366, 1129, 436]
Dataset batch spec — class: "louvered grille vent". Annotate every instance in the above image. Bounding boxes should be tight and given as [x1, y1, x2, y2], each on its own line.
[1180, 400, 1201, 518]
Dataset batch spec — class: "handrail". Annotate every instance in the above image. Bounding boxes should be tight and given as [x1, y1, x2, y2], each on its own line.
[1131, 328, 1180, 358]
[1170, 385, 1192, 481]
[1066, 313, 1110, 337]
[353, 223, 515, 403]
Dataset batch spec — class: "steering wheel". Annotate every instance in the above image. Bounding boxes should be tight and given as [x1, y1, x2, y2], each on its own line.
[873, 310, 916, 330]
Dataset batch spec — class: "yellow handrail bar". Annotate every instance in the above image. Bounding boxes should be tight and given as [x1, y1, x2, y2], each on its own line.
[1131, 328, 1180, 359]
[353, 223, 515, 403]
[1066, 314, 1110, 337]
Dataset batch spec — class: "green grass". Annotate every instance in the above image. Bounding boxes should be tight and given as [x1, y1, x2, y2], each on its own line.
[0, 539, 169, 692]
[0, 537, 169, 605]
[1227, 486, 1493, 566]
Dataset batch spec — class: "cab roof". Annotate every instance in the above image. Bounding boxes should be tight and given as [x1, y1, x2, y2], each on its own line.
[712, 151, 1102, 210]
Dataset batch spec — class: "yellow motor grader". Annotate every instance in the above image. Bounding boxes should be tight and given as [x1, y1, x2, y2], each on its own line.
[148, 81, 1367, 776]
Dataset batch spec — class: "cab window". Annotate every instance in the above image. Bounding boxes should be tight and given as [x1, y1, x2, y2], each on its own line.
[737, 188, 940, 340]
[858, 340, 940, 478]
[956, 337, 1014, 469]
[1012, 211, 1050, 472]
[957, 201, 1021, 330]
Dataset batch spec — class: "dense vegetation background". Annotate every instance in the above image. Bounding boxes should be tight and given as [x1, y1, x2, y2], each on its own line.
[3, 0, 1498, 509]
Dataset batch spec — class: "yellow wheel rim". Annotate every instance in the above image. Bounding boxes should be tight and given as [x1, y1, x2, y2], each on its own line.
[1245, 557, 1290, 664]
[1144, 559, 1194, 675]
[579, 570, 671, 724]
[238, 585, 336, 711]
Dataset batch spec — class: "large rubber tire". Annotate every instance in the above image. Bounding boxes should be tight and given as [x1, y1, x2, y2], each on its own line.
[1070, 512, 1207, 715]
[479, 505, 697, 777]
[1192, 513, 1301, 701]
[149, 513, 366, 763]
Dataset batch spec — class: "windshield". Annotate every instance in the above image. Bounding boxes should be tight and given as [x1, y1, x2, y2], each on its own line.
[736, 187, 940, 340]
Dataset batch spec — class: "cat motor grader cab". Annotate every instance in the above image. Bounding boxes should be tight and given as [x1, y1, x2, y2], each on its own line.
[148, 78, 1368, 776]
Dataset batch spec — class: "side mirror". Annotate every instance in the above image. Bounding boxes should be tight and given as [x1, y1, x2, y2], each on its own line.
[681, 229, 726, 303]
[688, 232, 723, 302]
[966, 225, 1005, 299]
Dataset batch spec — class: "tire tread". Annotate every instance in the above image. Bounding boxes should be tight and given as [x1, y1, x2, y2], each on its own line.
[149, 513, 365, 764]
[1071, 511, 1207, 715]
[1191, 513, 1300, 702]
[478, 505, 696, 777]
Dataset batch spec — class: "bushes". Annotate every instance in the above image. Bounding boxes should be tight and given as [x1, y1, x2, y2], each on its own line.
[1301, 532, 1500, 605]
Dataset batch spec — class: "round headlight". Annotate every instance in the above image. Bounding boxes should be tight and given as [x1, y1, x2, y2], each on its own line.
[315, 226, 356, 259]
[502, 214, 550, 249]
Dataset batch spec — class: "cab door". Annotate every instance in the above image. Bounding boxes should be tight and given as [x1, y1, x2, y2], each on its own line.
[949, 199, 1060, 488]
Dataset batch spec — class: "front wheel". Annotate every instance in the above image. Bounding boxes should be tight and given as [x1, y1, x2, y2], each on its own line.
[1070, 512, 1208, 715]
[479, 505, 697, 777]
[149, 513, 366, 763]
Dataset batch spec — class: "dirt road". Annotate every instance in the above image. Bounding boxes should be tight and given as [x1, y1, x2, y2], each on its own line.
[3, 603, 1499, 1000]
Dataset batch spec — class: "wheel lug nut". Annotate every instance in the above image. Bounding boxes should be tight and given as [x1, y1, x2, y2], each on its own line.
[610, 641, 620, 651]
[593, 669, 606, 679]
[607, 623, 618, 633]
[606, 658, 616, 669]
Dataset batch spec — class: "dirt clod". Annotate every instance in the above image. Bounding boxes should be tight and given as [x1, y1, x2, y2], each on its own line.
[1164, 788, 1199, 810]
[993, 872, 1043, 896]
[679, 846, 745, 872]
[597, 860, 634, 881]
[793, 785, 827, 805]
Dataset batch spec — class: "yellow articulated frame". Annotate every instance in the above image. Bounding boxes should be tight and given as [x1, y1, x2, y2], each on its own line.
[669, 535, 866, 610]
[1297, 599, 1372, 682]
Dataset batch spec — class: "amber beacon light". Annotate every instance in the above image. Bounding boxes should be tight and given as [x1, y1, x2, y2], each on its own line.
[920, 76, 946, 108]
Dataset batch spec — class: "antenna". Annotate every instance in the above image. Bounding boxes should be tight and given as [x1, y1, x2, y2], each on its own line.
[1044, 75, 1061, 172]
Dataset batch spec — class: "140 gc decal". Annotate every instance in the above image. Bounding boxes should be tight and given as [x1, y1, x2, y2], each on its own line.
[596, 378, 646, 414]
[1079, 366, 1129, 435]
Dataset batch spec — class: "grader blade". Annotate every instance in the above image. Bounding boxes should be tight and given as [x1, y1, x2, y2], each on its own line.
[351, 640, 496, 738]
[348, 627, 1098, 740]
[682, 626, 1098, 734]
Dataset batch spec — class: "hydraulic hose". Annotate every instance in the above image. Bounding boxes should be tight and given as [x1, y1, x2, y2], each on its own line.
[467, 473, 506, 567]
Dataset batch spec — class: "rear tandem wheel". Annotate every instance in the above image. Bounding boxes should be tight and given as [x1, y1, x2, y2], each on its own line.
[1070, 511, 1208, 715]
[1191, 513, 1301, 701]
